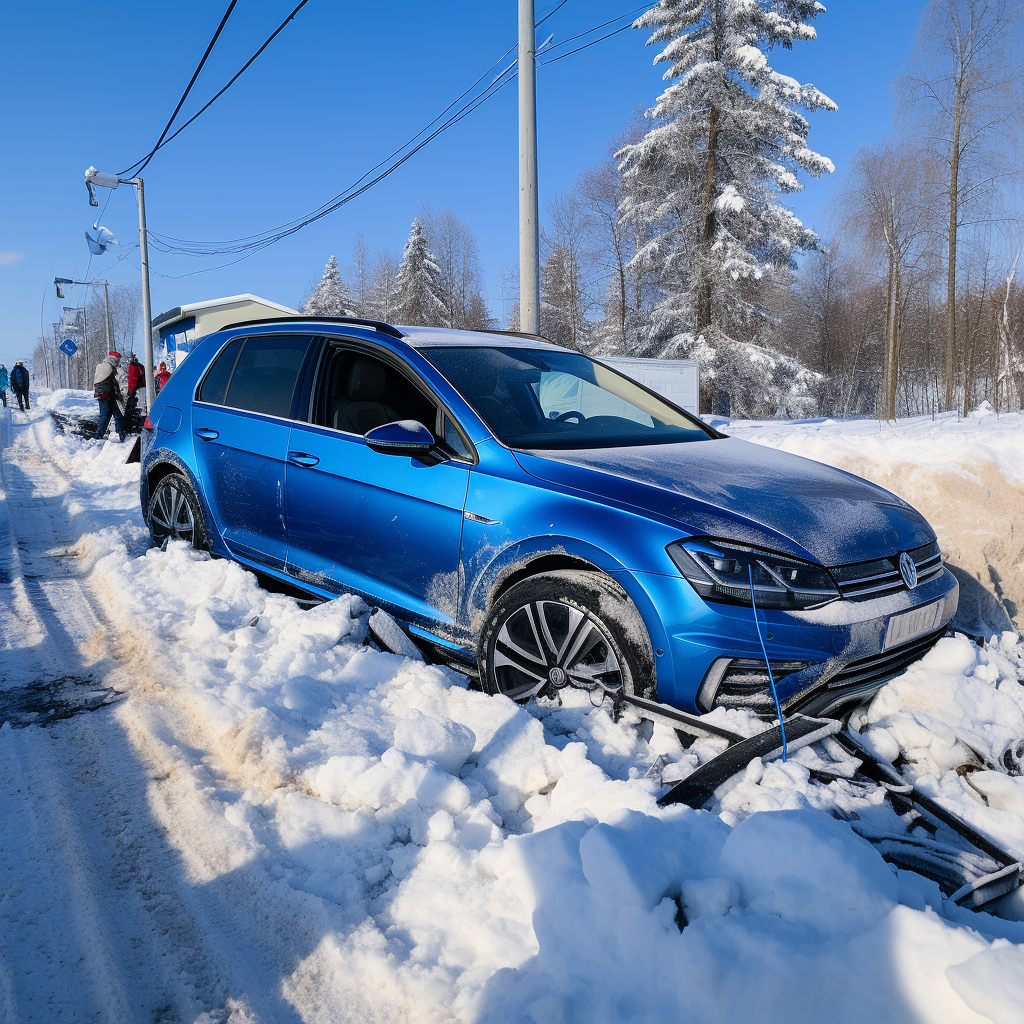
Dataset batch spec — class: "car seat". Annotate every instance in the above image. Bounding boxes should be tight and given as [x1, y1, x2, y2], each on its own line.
[331, 356, 399, 434]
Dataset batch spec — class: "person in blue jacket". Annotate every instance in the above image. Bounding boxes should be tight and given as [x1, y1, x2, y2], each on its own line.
[0, 363, 8, 408]
[10, 361, 29, 411]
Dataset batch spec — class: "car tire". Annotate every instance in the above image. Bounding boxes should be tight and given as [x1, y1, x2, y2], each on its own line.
[147, 472, 209, 550]
[478, 569, 656, 704]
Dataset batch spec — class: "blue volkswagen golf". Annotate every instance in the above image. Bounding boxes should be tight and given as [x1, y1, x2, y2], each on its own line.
[140, 317, 958, 719]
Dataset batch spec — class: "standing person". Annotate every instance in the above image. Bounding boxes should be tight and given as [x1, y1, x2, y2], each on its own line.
[156, 361, 171, 392]
[0, 363, 8, 408]
[93, 351, 126, 443]
[10, 361, 30, 411]
[124, 352, 145, 427]
[126, 353, 145, 399]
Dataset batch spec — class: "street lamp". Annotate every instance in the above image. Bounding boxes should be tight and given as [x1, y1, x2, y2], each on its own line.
[84, 166, 155, 409]
[54, 277, 113, 353]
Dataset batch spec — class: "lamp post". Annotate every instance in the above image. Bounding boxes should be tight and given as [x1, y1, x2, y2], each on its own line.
[55, 277, 113, 354]
[84, 167, 155, 409]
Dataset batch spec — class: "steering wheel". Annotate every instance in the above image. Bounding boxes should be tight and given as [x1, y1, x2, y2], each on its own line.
[554, 410, 586, 424]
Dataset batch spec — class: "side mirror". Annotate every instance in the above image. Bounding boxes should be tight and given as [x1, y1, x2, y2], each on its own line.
[364, 419, 436, 457]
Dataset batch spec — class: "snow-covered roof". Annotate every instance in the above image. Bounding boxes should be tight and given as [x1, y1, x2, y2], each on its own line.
[152, 294, 297, 330]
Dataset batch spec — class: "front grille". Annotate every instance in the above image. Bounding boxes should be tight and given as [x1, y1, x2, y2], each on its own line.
[831, 541, 944, 601]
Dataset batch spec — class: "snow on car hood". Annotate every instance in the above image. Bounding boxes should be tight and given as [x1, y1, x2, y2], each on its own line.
[514, 436, 934, 566]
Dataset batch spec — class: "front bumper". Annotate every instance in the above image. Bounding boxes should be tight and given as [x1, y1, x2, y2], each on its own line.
[628, 566, 960, 715]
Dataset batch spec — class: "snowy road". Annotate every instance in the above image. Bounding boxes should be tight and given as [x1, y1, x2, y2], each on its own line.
[0, 407, 312, 1022]
[4, 396, 1024, 1024]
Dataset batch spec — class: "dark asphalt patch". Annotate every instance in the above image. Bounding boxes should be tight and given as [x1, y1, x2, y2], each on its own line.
[0, 675, 122, 729]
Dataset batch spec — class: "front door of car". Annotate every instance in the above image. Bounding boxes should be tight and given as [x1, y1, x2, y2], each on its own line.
[191, 333, 317, 570]
[284, 344, 470, 625]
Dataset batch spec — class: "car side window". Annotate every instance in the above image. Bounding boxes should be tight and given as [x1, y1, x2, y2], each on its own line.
[223, 335, 314, 418]
[442, 414, 473, 460]
[318, 347, 438, 437]
[197, 337, 243, 404]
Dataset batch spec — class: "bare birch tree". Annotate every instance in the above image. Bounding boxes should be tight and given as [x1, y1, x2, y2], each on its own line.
[839, 145, 933, 419]
[898, 0, 1023, 410]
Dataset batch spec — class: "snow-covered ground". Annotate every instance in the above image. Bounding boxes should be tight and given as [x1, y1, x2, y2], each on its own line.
[3, 394, 1024, 1023]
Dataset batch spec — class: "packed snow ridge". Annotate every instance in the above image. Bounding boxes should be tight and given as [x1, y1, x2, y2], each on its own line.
[2, 394, 1024, 1023]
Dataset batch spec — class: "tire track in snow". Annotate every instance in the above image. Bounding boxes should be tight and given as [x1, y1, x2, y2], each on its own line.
[0, 409, 312, 1023]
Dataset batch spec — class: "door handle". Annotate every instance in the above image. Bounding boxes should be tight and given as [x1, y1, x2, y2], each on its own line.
[194, 427, 219, 441]
[288, 451, 320, 468]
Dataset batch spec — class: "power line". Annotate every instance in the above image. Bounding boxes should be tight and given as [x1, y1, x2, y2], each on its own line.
[118, 0, 240, 178]
[136, 0, 314, 165]
[536, 0, 571, 28]
[144, 5, 646, 263]
[148, 62, 519, 258]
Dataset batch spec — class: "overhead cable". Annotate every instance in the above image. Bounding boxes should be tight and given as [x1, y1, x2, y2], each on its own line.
[118, 0, 240, 177]
[145, 5, 645, 262]
[136, 0, 314, 165]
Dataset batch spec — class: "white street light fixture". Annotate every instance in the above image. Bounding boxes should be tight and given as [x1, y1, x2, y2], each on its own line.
[84, 167, 156, 409]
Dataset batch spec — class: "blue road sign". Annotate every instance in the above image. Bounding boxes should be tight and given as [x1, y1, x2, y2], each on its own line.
[59, 338, 78, 357]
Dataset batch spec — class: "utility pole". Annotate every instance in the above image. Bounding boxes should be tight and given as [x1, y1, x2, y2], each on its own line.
[134, 177, 156, 410]
[84, 167, 156, 409]
[519, 0, 540, 336]
[101, 279, 112, 353]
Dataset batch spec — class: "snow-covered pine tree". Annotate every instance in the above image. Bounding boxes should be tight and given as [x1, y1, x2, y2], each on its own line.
[392, 219, 448, 327]
[303, 254, 351, 316]
[619, 0, 836, 349]
[540, 245, 590, 351]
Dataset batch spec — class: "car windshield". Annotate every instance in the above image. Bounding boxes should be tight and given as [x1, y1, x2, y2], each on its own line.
[420, 346, 713, 450]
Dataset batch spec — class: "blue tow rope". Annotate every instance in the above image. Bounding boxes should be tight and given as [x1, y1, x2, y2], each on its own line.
[749, 565, 787, 762]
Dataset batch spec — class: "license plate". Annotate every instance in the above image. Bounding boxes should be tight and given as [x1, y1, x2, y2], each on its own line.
[883, 599, 946, 650]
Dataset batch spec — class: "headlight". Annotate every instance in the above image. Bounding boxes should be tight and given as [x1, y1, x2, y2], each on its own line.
[668, 538, 839, 609]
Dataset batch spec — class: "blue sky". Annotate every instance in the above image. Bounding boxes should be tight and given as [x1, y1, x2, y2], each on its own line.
[0, 0, 930, 367]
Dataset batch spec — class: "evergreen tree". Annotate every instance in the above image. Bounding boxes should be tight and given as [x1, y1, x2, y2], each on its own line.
[392, 219, 448, 327]
[619, 0, 836, 345]
[540, 245, 590, 350]
[303, 254, 351, 316]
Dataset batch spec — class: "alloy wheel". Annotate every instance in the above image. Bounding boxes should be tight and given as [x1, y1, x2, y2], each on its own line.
[492, 599, 624, 702]
[150, 481, 195, 546]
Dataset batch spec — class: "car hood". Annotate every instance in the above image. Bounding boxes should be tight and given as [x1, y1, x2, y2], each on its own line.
[514, 436, 934, 566]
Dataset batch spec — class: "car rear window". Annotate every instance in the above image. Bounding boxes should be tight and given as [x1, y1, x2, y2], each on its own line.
[220, 335, 314, 418]
[197, 337, 243, 405]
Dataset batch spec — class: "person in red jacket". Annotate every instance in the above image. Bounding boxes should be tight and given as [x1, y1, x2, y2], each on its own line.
[126, 353, 145, 397]
[156, 362, 172, 392]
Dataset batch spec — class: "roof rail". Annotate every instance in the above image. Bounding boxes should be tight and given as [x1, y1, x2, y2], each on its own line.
[478, 328, 550, 343]
[217, 315, 405, 339]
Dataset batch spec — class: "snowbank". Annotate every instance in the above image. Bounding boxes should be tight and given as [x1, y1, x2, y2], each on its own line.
[10, 407, 1024, 1022]
[45, 388, 98, 419]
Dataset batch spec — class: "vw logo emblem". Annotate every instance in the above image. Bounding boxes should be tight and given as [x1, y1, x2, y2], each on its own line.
[899, 551, 918, 590]
[548, 666, 567, 687]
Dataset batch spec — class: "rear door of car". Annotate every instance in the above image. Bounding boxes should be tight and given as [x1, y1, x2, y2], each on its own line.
[192, 333, 319, 570]
[283, 339, 471, 625]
